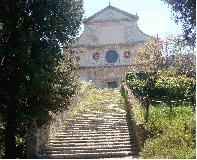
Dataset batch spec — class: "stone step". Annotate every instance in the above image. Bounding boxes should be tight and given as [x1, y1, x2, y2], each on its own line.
[90, 111, 126, 114]
[63, 122, 128, 126]
[90, 112, 126, 116]
[49, 140, 137, 150]
[50, 135, 134, 141]
[45, 144, 136, 151]
[61, 123, 129, 127]
[59, 127, 130, 130]
[48, 141, 132, 147]
[66, 119, 127, 124]
[78, 115, 127, 119]
[58, 126, 130, 131]
[41, 151, 136, 159]
[54, 133, 131, 138]
[57, 130, 131, 134]
[57, 130, 131, 135]
[67, 117, 128, 121]
[56, 131, 131, 136]
[49, 138, 132, 143]
[40, 88, 139, 159]
[44, 148, 135, 154]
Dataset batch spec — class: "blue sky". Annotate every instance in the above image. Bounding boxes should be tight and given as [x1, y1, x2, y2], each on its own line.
[79, 0, 183, 39]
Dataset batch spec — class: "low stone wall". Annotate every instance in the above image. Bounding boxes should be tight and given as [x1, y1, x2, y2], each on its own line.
[27, 81, 94, 158]
[123, 84, 149, 149]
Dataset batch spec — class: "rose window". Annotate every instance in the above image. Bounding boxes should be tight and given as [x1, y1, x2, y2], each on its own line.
[105, 50, 118, 63]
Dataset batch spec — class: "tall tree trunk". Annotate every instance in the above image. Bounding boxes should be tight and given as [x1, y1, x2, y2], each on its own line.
[5, 101, 17, 159]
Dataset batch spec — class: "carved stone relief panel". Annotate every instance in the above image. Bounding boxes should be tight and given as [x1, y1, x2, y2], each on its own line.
[125, 27, 134, 42]
[107, 11, 114, 19]
[85, 26, 97, 44]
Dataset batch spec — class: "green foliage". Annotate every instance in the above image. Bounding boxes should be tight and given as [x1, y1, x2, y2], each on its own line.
[125, 71, 196, 98]
[0, 123, 26, 159]
[126, 34, 196, 158]
[141, 105, 196, 159]
[156, 72, 196, 97]
[78, 80, 89, 91]
[161, 0, 196, 46]
[124, 72, 157, 97]
[132, 37, 163, 73]
[120, 86, 146, 123]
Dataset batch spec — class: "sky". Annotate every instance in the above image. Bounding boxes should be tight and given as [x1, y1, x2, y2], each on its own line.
[79, 0, 183, 39]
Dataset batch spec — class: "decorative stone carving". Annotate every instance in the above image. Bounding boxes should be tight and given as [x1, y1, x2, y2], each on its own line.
[107, 11, 114, 18]
[124, 51, 131, 58]
[86, 27, 97, 44]
[125, 27, 134, 42]
[93, 52, 100, 60]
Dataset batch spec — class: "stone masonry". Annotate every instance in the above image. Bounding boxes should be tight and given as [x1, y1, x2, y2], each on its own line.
[64, 4, 149, 88]
[40, 88, 139, 159]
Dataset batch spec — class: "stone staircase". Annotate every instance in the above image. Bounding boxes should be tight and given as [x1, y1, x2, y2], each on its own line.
[40, 89, 139, 159]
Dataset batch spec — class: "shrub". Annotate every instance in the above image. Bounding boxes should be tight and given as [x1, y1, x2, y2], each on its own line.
[125, 71, 196, 98]
[155, 74, 196, 97]
[124, 72, 157, 97]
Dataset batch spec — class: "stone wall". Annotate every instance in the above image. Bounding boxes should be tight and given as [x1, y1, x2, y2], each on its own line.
[123, 84, 149, 149]
[69, 43, 140, 68]
[27, 81, 94, 158]
[76, 65, 131, 88]
[65, 43, 142, 88]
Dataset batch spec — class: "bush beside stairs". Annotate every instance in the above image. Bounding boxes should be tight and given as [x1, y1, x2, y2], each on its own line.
[40, 88, 139, 159]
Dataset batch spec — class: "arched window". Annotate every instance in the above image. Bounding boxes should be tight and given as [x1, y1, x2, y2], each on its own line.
[105, 50, 118, 63]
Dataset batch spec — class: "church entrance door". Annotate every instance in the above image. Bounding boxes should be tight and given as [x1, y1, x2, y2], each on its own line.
[107, 82, 117, 88]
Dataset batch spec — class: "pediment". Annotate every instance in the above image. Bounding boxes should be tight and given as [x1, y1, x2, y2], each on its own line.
[84, 5, 138, 24]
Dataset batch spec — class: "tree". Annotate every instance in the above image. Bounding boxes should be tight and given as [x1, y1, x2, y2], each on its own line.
[131, 35, 196, 77]
[132, 37, 164, 73]
[0, 0, 84, 158]
[162, 34, 196, 77]
[161, 0, 196, 46]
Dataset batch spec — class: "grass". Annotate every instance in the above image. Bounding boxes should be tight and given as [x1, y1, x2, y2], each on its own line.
[140, 104, 196, 159]
[120, 86, 146, 123]
[121, 86, 196, 159]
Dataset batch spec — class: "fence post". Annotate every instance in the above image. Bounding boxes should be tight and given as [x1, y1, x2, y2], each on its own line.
[191, 95, 196, 110]
[168, 95, 172, 112]
[143, 96, 149, 122]
[168, 84, 172, 113]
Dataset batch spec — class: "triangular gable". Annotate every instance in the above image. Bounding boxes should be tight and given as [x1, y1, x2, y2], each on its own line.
[83, 5, 138, 24]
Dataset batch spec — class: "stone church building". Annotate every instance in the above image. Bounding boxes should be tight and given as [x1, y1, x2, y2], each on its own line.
[64, 5, 149, 88]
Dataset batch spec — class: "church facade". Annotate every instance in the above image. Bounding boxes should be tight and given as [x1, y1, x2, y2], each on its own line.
[64, 5, 149, 88]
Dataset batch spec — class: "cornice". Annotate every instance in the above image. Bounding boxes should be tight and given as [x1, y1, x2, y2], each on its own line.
[85, 18, 134, 25]
[70, 41, 146, 49]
